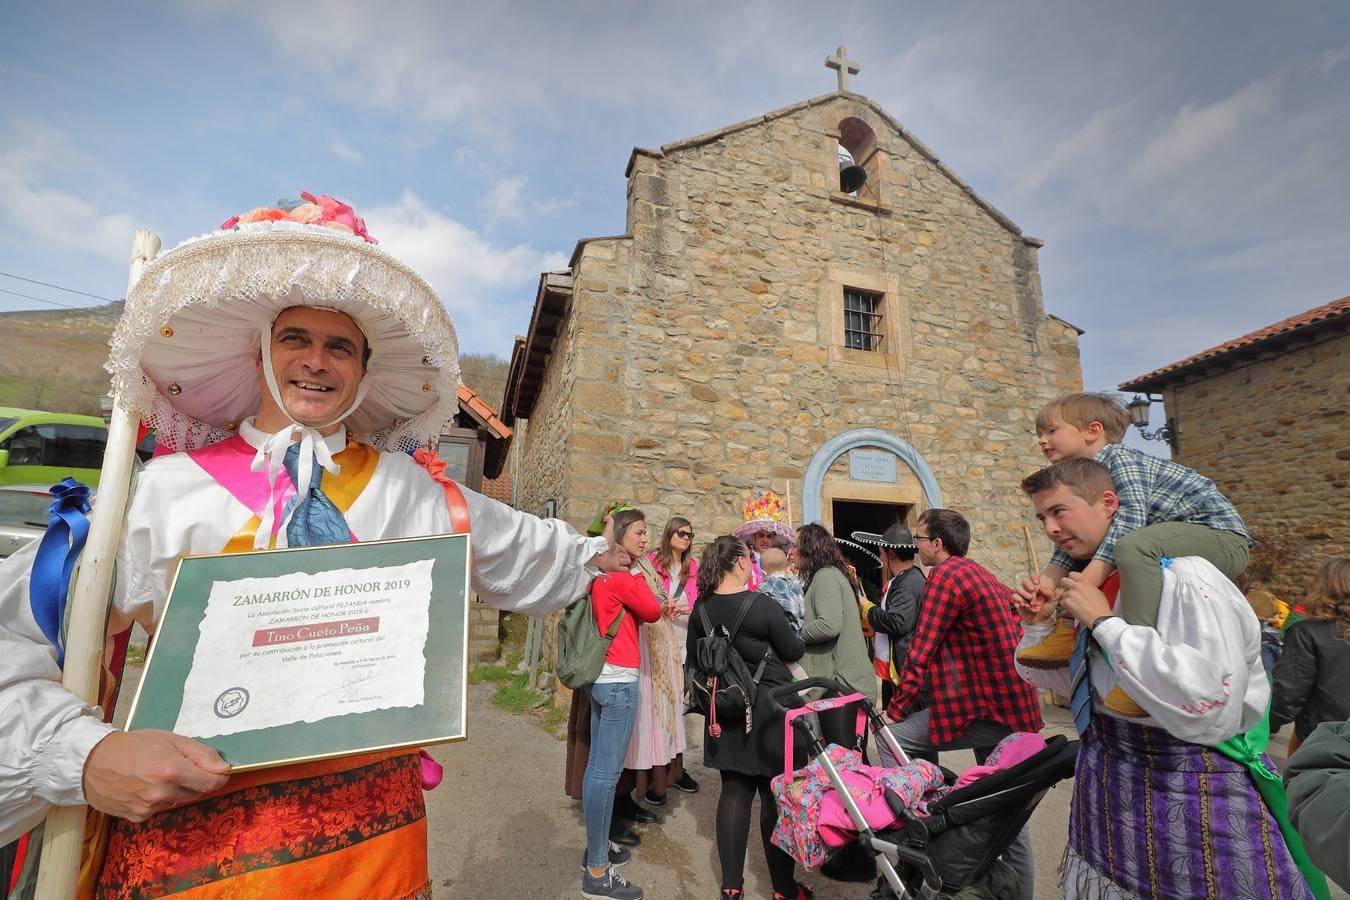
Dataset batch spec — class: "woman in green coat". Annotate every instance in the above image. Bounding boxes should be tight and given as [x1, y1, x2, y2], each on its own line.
[795, 524, 877, 714]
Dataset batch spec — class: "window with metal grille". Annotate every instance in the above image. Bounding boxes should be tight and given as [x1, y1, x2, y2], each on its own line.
[843, 288, 884, 351]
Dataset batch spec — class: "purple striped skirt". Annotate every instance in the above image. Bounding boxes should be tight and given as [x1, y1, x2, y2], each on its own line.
[1063, 714, 1313, 900]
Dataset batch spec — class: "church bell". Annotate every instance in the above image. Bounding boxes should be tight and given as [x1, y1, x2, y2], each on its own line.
[839, 161, 868, 193]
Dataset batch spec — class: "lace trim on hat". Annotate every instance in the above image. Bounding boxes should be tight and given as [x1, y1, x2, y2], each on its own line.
[107, 226, 460, 454]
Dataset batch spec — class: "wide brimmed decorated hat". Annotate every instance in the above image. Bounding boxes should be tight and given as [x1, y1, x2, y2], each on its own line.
[852, 523, 917, 552]
[732, 489, 794, 549]
[106, 192, 459, 453]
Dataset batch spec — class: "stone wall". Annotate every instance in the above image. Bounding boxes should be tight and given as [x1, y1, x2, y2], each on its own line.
[513, 95, 1084, 681]
[1164, 330, 1348, 598]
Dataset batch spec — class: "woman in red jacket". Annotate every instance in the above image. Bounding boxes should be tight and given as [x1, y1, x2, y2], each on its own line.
[582, 509, 662, 900]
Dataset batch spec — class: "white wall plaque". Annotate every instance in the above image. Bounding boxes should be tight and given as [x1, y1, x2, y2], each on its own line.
[849, 449, 897, 483]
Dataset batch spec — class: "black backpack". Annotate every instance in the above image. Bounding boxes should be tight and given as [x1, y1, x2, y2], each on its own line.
[687, 594, 770, 737]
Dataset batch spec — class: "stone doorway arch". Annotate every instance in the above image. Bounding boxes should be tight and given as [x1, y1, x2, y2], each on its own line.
[800, 428, 942, 527]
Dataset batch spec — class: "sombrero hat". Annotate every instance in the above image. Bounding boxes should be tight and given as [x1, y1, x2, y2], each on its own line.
[852, 523, 917, 552]
[106, 192, 459, 455]
[833, 536, 882, 567]
[732, 489, 794, 549]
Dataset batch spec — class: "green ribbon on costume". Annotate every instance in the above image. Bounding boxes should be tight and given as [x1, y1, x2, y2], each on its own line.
[1215, 704, 1330, 900]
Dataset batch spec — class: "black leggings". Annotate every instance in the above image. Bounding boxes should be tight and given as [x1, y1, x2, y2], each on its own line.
[716, 770, 797, 895]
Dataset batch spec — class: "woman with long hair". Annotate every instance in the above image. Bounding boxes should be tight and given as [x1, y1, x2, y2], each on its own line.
[1272, 558, 1350, 756]
[794, 524, 877, 708]
[639, 516, 700, 797]
[623, 515, 691, 806]
[579, 508, 661, 900]
[688, 536, 808, 900]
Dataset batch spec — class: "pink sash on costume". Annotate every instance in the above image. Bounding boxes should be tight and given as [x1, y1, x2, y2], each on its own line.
[189, 436, 297, 542]
[188, 436, 358, 543]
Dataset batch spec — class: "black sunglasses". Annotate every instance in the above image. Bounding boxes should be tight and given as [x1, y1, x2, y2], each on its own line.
[675, 529, 694, 539]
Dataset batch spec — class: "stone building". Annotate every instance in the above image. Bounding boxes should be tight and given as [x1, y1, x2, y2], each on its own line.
[504, 80, 1083, 594]
[1121, 295, 1349, 599]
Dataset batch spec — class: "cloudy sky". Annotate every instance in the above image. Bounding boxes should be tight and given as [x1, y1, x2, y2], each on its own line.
[3, 1, 1347, 412]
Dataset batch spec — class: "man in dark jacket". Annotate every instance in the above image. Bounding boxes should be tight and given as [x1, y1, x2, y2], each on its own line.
[1284, 716, 1350, 891]
[856, 524, 925, 709]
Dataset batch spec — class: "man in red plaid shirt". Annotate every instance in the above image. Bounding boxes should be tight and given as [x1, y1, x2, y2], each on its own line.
[874, 508, 1042, 900]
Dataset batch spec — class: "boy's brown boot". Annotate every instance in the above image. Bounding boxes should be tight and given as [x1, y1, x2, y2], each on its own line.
[1015, 616, 1076, 669]
[1103, 686, 1147, 718]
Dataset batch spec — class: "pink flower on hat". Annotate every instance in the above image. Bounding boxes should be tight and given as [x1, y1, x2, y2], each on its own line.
[216, 192, 378, 244]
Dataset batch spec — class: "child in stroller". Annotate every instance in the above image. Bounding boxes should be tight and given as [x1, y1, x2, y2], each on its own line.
[769, 678, 1078, 899]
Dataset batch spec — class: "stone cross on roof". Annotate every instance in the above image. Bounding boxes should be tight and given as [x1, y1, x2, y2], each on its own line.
[825, 45, 860, 92]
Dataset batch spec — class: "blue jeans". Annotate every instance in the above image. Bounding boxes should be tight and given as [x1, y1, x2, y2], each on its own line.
[583, 680, 639, 869]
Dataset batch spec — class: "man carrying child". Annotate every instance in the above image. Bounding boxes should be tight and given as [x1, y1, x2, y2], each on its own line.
[1018, 392, 1253, 718]
[1014, 459, 1323, 898]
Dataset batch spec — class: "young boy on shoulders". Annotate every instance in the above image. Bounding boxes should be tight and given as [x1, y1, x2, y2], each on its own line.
[1016, 392, 1254, 716]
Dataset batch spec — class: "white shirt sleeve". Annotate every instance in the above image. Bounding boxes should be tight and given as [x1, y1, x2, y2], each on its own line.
[1013, 623, 1074, 696]
[1091, 556, 1267, 746]
[0, 539, 116, 845]
[460, 486, 607, 616]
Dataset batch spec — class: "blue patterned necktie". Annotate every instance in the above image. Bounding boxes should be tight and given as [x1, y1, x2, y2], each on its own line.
[282, 443, 351, 547]
[1068, 624, 1093, 736]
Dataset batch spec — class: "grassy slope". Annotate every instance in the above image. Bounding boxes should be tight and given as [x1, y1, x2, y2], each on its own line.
[0, 305, 120, 414]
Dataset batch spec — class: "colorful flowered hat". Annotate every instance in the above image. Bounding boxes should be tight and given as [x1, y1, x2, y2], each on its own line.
[106, 192, 459, 453]
[732, 489, 794, 549]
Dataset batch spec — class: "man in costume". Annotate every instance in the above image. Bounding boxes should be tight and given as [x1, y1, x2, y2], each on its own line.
[1014, 459, 1324, 899]
[0, 194, 618, 898]
[731, 489, 793, 590]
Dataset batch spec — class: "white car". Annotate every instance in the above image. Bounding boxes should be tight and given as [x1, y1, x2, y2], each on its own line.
[0, 486, 53, 559]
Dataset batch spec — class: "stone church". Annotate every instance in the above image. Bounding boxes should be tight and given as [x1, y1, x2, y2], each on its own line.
[504, 57, 1083, 586]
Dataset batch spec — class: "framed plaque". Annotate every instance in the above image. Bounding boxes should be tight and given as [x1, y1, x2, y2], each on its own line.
[124, 533, 470, 771]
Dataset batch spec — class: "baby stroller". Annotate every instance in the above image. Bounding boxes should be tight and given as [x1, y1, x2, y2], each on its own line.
[769, 678, 1079, 899]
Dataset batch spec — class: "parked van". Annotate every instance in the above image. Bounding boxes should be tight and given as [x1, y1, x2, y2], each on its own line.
[0, 407, 108, 488]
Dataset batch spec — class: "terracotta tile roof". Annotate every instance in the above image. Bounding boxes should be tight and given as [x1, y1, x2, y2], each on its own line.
[457, 385, 512, 439]
[1121, 295, 1350, 392]
[480, 472, 513, 505]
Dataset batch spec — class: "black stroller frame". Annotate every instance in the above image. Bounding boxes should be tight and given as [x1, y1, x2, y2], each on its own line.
[771, 678, 1080, 899]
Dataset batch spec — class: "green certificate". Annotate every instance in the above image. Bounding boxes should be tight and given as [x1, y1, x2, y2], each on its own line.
[124, 533, 470, 771]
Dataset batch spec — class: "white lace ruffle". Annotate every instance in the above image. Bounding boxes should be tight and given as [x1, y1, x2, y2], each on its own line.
[106, 224, 461, 454]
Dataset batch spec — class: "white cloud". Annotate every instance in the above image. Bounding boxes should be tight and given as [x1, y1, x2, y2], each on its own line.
[0, 125, 137, 263]
[327, 132, 364, 163]
[477, 174, 575, 224]
[1310, 43, 1350, 75]
[1014, 103, 1133, 195]
[362, 190, 567, 352]
[1129, 75, 1280, 185]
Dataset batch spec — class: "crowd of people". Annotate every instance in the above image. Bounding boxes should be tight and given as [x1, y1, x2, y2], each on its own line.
[567, 393, 1348, 900]
[0, 190, 1343, 900]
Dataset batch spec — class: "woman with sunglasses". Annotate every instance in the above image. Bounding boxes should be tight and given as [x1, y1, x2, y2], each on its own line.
[624, 517, 699, 805]
[642, 517, 702, 797]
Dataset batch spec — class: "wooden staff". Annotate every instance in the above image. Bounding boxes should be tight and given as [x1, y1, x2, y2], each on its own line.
[36, 229, 161, 900]
[1020, 522, 1041, 573]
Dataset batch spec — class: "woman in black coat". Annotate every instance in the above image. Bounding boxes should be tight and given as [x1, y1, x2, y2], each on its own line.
[687, 535, 807, 900]
[1272, 558, 1350, 754]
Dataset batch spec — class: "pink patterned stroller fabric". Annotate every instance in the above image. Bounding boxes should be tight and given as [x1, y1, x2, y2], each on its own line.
[771, 742, 947, 867]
